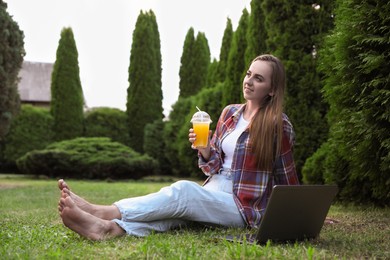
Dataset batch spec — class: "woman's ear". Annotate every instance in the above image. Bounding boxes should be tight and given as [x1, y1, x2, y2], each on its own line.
[269, 92, 274, 97]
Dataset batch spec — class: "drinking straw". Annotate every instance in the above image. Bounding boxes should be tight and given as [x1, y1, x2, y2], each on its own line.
[195, 106, 204, 121]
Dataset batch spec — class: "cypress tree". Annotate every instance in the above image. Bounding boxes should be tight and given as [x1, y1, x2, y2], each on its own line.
[222, 8, 249, 107]
[165, 29, 210, 175]
[193, 32, 211, 91]
[127, 10, 163, 153]
[51, 27, 84, 141]
[206, 59, 219, 88]
[179, 28, 196, 98]
[262, 0, 334, 177]
[317, 0, 390, 204]
[216, 18, 233, 83]
[245, 0, 267, 65]
[178, 29, 210, 97]
[0, 0, 24, 141]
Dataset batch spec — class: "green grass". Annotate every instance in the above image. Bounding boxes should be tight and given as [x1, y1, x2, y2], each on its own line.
[0, 175, 389, 259]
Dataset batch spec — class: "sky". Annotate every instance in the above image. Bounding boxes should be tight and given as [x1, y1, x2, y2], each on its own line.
[6, 0, 251, 116]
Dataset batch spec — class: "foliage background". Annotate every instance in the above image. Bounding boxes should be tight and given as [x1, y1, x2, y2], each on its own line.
[1, 0, 389, 204]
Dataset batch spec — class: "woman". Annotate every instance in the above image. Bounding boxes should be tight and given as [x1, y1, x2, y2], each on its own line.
[57, 54, 299, 240]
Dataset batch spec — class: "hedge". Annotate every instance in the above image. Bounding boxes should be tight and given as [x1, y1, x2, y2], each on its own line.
[16, 137, 158, 179]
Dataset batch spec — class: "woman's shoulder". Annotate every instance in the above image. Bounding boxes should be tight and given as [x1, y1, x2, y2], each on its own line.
[219, 104, 243, 120]
[224, 104, 242, 110]
[222, 104, 243, 114]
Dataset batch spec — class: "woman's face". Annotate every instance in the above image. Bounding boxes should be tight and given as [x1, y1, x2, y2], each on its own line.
[242, 60, 273, 103]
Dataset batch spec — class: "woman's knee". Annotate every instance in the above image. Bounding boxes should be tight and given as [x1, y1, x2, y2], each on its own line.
[170, 180, 200, 195]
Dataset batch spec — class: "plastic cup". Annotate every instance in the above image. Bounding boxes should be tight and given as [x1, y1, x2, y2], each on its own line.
[191, 110, 212, 148]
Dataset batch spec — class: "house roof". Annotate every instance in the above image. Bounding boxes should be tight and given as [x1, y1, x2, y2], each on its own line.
[18, 61, 53, 102]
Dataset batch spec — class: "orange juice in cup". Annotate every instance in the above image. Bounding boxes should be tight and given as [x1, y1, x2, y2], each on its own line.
[191, 108, 212, 148]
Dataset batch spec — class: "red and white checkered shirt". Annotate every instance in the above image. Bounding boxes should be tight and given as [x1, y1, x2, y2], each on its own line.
[199, 104, 299, 227]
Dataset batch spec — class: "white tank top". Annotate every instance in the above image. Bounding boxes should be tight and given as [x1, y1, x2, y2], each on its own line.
[221, 113, 249, 169]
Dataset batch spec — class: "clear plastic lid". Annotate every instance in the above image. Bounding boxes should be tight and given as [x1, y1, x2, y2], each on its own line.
[190, 111, 212, 123]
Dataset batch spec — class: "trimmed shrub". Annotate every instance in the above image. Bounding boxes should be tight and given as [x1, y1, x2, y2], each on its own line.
[302, 142, 328, 184]
[16, 137, 158, 180]
[3, 105, 54, 163]
[84, 107, 130, 146]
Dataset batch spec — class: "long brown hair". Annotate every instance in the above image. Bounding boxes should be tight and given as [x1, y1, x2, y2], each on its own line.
[248, 54, 286, 171]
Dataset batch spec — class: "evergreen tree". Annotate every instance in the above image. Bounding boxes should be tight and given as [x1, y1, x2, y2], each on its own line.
[179, 28, 196, 98]
[165, 28, 211, 176]
[0, 0, 24, 141]
[51, 27, 84, 141]
[262, 0, 334, 177]
[178, 29, 210, 97]
[206, 58, 219, 88]
[313, 0, 390, 204]
[193, 32, 211, 91]
[222, 9, 249, 107]
[216, 18, 233, 83]
[245, 0, 267, 65]
[127, 10, 163, 153]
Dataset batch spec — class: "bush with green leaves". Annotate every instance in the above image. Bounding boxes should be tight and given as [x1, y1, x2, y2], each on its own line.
[143, 119, 170, 175]
[3, 105, 54, 164]
[16, 137, 158, 180]
[302, 142, 328, 184]
[84, 107, 130, 146]
[163, 97, 193, 177]
[304, 0, 390, 205]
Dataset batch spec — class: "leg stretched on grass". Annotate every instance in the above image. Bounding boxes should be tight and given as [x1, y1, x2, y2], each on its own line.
[57, 179, 121, 220]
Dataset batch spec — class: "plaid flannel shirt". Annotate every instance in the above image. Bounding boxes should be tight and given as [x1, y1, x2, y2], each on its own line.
[198, 104, 299, 228]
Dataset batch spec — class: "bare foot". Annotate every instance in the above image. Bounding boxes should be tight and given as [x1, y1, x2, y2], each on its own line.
[57, 179, 121, 220]
[58, 189, 67, 213]
[57, 179, 94, 214]
[58, 179, 69, 191]
[59, 194, 125, 240]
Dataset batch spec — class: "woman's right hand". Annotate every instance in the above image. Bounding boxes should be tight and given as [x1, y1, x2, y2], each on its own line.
[188, 128, 212, 161]
[188, 128, 197, 150]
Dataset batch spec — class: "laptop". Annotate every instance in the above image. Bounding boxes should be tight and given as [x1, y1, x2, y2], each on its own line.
[226, 185, 338, 244]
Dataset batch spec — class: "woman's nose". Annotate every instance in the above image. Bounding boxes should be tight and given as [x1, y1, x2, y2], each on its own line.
[244, 76, 253, 86]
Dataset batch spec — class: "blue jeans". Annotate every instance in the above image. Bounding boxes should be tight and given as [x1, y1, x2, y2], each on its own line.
[112, 180, 245, 236]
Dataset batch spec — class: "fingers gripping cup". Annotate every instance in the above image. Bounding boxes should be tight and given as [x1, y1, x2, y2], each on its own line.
[191, 108, 212, 148]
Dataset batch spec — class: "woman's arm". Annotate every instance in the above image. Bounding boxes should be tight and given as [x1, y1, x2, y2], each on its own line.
[189, 106, 231, 176]
[273, 115, 300, 185]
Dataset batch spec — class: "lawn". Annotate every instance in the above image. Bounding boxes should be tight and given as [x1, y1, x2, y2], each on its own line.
[0, 174, 389, 259]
